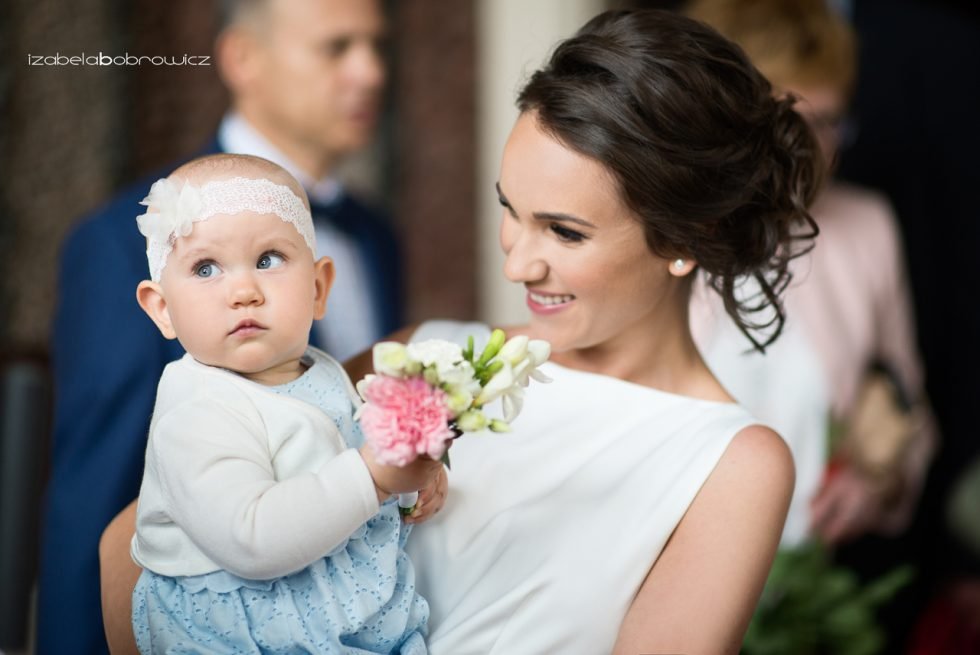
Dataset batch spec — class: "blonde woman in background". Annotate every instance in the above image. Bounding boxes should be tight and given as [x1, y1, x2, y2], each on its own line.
[686, 0, 937, 549]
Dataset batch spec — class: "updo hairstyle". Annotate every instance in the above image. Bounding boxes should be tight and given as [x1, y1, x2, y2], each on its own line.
[517, 9, 822, 351]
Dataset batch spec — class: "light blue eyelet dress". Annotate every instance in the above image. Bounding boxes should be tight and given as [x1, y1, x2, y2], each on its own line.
[132, 352, 428, 654]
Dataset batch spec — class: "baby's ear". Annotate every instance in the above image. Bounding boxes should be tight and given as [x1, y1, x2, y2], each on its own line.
[136, 280, 177, 339]
[312, 256, 336, 320]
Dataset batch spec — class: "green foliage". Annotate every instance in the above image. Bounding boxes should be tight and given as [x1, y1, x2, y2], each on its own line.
[742, 542, 913, 655]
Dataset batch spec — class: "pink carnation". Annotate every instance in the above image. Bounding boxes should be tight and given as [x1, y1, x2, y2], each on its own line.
[360, 375, 454, 466]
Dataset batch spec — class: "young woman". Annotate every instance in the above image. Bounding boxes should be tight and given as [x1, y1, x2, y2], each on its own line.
[100, 10, 821, 653]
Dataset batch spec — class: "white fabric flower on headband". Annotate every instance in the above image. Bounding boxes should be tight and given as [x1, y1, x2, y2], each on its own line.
[136, 175, 317, 282]
[136, 178, 203, 244]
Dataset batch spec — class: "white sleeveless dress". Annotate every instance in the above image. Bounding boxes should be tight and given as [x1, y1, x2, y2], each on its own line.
[405, 321, 760, 654]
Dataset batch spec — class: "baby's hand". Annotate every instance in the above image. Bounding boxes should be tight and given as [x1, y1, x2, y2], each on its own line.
[359, 445, 444, 504]
[403, 466, 448, 525]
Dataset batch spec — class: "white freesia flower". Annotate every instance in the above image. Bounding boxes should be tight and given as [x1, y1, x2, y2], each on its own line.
[501, 386, 525, 422]
[407, 339, 464, 375]
[136, 178, 203, 243]
[497, 335, 529, 366]
[456, 409, 488, 432]
[475, 362, 515, 406]
[522, 340, 553, 385]
[373, 342, 409, 377]
[488, 419, 511, 433]
[445, 387, 475, 417]
[527, 339, 551, 365]
[439, 361, 481, 395]
[498, 338, 551, 421]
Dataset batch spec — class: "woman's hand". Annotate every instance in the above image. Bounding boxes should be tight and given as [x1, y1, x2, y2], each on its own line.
[809, 461, 890, 545]
[99, 500, 141, 655]
[403, 466, 448, 525]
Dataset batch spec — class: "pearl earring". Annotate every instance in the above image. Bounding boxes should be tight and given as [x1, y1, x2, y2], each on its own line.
[673, 259, 685, 270]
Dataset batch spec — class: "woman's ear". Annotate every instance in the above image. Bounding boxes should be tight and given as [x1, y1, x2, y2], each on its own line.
[668, 258, 697, 277]
[312, 256, 336, 320]
[136, 281, 177, 339]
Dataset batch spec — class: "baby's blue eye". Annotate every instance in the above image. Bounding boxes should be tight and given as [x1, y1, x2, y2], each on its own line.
[257, 252, 285, 270]
[194, 261, 221, 278]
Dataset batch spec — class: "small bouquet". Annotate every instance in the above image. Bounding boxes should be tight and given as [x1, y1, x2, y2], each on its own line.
[355, 329, 551, 513]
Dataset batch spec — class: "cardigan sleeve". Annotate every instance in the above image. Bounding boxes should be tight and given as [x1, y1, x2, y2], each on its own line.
[149, 396, 380, 579]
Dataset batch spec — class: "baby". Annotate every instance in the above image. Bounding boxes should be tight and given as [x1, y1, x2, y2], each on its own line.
[130, 153, 443, 653]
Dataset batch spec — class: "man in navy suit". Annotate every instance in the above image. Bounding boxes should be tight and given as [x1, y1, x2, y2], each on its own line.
[37, 2, 401, 652]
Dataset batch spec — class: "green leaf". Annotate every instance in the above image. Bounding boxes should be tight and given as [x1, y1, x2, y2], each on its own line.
[859, 565, 914, 606]
[741, 541, 912, 655]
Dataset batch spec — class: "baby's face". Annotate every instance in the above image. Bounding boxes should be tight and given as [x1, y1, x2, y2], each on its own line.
[159, 211, 322, 384]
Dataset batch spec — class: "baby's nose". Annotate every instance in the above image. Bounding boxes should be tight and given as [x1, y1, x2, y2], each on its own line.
[229, 273, 264, 306]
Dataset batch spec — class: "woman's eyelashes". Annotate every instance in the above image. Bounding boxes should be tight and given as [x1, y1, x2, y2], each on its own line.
[550, 223, 586, 243]
[496, 185, 588, 244]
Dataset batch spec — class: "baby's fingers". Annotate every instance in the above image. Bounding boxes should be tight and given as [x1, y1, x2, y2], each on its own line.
[404, 469, 448, 524]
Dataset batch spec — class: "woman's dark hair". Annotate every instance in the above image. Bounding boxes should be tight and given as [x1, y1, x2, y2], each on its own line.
[517, 9, 821, 352]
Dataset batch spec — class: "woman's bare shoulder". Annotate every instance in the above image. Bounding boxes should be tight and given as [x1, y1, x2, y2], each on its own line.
[711, 424, 795, 513]
[613, 424, 794, 653]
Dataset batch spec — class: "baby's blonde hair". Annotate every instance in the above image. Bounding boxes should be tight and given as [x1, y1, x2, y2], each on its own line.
[169, 153, 311, 212]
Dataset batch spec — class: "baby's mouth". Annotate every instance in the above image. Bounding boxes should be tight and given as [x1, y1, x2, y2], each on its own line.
[229, 319, 266, 336]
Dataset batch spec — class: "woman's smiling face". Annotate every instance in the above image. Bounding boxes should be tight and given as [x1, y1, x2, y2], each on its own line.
[497, 112, 685, 354]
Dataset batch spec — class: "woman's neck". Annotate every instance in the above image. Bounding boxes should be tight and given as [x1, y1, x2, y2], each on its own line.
[524, 306, 731, 403]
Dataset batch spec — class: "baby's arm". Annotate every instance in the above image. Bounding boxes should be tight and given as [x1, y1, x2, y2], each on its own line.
[151, 401, 375, 578]
[150, 399, 435, 580]
[141, 396, 406, 579]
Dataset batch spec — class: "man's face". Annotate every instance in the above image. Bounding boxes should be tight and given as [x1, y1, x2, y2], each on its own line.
[246, 0, 387, 167]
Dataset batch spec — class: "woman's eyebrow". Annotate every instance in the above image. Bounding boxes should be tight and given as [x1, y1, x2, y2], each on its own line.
[496, 182, 596, 229]
[531, 211, 596, 229]
[495, 182, 510, 204]
[495, 182, 518, 216]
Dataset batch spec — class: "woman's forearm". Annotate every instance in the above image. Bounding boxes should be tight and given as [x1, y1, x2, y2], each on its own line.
[99, 500, 140, 655]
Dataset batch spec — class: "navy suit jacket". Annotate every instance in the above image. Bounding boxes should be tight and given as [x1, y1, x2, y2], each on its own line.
[36, 141, 403, 655]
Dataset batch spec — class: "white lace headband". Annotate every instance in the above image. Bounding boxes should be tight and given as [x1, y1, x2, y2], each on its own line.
[136, 176, 316, 282]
